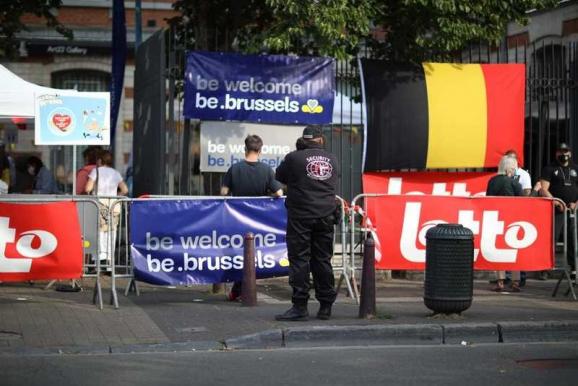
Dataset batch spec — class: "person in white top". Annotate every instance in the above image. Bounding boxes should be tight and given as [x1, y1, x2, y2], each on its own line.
[85, 150, 128, 270]
[505, 149, 531, 196]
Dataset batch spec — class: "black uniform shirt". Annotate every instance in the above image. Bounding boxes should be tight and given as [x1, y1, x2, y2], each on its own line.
[486, 174, 523, 197]
[276, 142, 339, 219]
[541, 162, 578, 204]
[223, 160, 282, 197]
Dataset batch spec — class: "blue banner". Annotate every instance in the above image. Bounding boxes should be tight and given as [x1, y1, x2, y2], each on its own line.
[111, 0, 127, 146]
[184, 51, 335, 124]
[130, 198, 289, 286]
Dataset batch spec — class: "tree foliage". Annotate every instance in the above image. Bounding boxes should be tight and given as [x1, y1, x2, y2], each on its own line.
[0, 0, 72, 59]
[172, 0, 376, 59]
[376, 0, 559, 62]
[172, 0, 558, 61]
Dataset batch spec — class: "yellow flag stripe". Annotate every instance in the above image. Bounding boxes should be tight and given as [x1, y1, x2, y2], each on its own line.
[424, 63, 487, 168]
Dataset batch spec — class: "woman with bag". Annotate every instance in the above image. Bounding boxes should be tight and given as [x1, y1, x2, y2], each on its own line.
[85, 150, 128, 271]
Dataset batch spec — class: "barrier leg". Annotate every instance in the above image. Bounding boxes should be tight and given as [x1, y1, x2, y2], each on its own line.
[92, 275, 103, 310]
[110, 229, 119, 309]
[241, 233, 257, 307]
[125, 278, 140, 296]
[336, 270, 356, 302]
[359, 237, 376, 319]
[44, 280, 57, 290]
[552, 275, 563, 297]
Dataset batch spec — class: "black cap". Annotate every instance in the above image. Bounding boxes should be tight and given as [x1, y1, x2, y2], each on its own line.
[302, 125, 323, 139]
[558, 142, 571, 151]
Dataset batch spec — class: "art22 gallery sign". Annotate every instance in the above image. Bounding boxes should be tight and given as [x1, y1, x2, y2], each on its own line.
[184, 51, 335, 124]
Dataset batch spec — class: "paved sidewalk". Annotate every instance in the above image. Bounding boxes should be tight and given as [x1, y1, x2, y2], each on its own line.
[0, 276, 577, 354]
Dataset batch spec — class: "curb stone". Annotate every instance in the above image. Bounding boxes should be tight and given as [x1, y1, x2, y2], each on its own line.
[498, 320, 578, 343]
[110, 340, 224, 354]
[284, 324, 443, 348]
[224, 329, 283, 350]
[0, 344, 111, 356]
[3, 320, 578, 355]
[442, 323, 500, 344]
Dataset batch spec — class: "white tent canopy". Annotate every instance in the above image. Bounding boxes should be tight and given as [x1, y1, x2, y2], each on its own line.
[0, 64, 78, 118]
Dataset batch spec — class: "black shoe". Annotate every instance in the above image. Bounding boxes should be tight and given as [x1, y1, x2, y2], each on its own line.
[519, 279, 526, 287]
[317, 303, 332, 320]
[275, 306, 309, 321]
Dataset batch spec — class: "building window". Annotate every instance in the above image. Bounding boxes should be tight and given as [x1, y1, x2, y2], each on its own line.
[52, 69, 110, 92]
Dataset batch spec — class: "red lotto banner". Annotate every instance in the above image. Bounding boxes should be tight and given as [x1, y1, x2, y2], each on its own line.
[365, 195, 554, 271]
[0, 202, 83, 281]
[362, 172, 493, 197]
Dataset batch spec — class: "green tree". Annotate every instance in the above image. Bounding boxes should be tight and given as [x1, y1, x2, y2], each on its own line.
[171, 0, 376, 59]
[172, 0, 558, 61]
[0, 0, 72, 59]
[376, 0, 559, 62]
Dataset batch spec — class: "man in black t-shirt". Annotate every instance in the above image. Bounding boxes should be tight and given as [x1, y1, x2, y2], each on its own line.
[274, 125, 340, 321]
[221, 135, 283, 300]
[540, 142, 578, 271]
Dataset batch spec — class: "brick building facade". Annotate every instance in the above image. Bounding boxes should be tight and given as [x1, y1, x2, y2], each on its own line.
[0, 0, 177, 192]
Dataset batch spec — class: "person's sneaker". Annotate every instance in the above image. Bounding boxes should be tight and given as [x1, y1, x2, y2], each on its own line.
[317, 303, 332, 320]
[511, 281, 521, 293]
[275, 306, 309, 321]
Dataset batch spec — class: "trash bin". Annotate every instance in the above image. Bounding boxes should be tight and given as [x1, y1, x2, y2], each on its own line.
[424, 224, 474, 314]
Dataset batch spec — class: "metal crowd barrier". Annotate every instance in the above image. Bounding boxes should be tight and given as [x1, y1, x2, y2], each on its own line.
[100, 196, 132, 309]
[333, 196, 357, 302]
[552, 206, 577, 300]
[104, 195, 356, 308]
[349, 194, 577, 302]
[0, 195, 107, 309]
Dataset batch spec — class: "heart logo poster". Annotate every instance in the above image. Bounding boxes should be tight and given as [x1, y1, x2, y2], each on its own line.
[35, 92, 111, 145]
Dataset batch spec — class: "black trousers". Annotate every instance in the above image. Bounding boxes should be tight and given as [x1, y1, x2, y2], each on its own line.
[286, 215, 337, 307]
[555, 211, 577, 270]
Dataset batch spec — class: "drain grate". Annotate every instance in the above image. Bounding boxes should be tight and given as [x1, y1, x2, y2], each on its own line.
[517, 358, 578, 369]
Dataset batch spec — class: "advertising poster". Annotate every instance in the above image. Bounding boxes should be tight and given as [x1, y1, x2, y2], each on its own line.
[35, 92, 111, 145]
[184, 51, 335, 124]
[200, 121, 304, 172]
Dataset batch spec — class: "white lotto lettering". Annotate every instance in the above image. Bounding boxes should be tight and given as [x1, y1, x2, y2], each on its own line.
[399, 203, 538, 263]
[387, 177, 483, 196]
[0, 218, 59, 273]
[16, 231, 58, 258]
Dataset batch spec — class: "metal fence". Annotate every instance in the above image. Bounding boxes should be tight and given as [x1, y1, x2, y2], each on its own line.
[458, 40, 578, 182]
[133, 29, 577, 204]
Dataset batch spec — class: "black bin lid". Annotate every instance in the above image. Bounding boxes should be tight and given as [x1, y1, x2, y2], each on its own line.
[425, 223, 473, 241]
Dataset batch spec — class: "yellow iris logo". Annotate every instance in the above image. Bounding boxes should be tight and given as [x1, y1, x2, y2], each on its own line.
[279, 258, 290, 267]
[302, 99, 324, 114]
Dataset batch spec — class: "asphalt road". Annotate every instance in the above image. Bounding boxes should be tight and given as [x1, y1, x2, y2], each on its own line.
[2, 342, 577, 386]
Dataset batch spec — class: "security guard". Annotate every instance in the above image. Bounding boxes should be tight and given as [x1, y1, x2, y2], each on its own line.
[540, 142, 578, 272]
[275, 125, 339, 321]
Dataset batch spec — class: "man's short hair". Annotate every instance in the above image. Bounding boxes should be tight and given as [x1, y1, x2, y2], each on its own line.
[504, 149, 518, 159]
[245, 135, 263, 153]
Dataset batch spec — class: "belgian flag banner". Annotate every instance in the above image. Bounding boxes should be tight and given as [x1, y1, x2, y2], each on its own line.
[360, 61, 525, 170]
